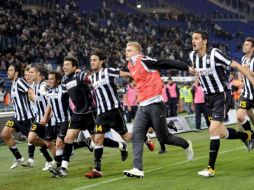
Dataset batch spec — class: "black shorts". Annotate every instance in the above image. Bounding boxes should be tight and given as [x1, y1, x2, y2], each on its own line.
[225, 90, 233, 113]
[205, 92, 225, 122]
[44, 125, 57, 141]
[238, 96, 254, 110]
[69, 112, 95, 134]
[30, 123, 45, 139]
[95, 108, 128, 135]
[5, 117, 33, 137]
[56, 121, 69, 140]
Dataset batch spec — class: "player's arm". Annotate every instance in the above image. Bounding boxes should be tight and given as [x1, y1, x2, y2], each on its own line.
[231, 61, 254, 86]
[242, 64, 254, 77]
[40, 104, 52, 126]
[28, 88, 36, 102]
[120, 70, 132, 78]
[141, 57, 195, 74]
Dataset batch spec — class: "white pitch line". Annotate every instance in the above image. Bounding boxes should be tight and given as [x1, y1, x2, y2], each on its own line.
[73, 146, 244, 190]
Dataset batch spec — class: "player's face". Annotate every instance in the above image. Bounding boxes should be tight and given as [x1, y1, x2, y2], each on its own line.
[125, 45, 139, 61]
[192, 33, 206, 52]
[63, 61, 76, 76]
[48, 74, 57, 88]
[7, 65, 16, 80]
[29, 67, 39, 82]
[242, 41, 253, 54]
[24, 70, 32, 84]
[90, 55, 103, 72]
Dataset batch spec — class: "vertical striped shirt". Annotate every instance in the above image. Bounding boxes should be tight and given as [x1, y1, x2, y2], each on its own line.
[46, 85, 70, 123]
[241, 54, 254, 100]
[34, 80, 56, 125]
[189, 48, 232, 94]
[11, 78, 34, 121]
[89, 68, 121, 115]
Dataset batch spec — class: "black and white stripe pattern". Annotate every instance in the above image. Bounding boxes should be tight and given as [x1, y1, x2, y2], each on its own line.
[11, 78, 34, 121]
[89, 68, 120, 115]
[189, 48, 232, 94]
[34, 80, 55, 125]
[47, 85, 70, 123]
[241, 55, 254, 100]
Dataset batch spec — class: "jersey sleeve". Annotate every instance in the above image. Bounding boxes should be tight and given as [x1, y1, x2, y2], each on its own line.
[214, 48, 232, 66]
[17, 78, 30, 93]
[141, 56, 189, 71]
[107, 68, 120, 78]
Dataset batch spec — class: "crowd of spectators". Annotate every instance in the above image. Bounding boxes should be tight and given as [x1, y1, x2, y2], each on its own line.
[217, 0, 254, 15]
[0, 0, 238, 77]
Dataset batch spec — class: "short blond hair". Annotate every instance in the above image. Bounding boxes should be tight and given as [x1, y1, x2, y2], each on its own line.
[25, 64, 31, 71]
[126, 41, 142, 53]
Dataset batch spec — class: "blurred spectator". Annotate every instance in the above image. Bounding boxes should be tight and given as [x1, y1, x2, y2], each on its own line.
[192, 79, 210, 131]
[183, 83, 193, 114]
[0, 0, 231, 77]
[123, 78, 138, 123]
[166, 77, 180, 117]
[0, 78, 7, 109]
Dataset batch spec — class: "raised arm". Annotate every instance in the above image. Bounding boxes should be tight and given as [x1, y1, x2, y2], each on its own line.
[142, 57, 190, 71]
[231, 60, 254, 86]
[120, 70, 132, 78]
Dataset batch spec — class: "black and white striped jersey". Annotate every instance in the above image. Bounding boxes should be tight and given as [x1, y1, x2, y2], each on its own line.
[189, 48, 232, 94]
[89, 68, 121, 115]
[11, 78, 34, 121]
[34, 80, 56, 125]
[241, 54, 254, 100]
[46, 85, 70, 123]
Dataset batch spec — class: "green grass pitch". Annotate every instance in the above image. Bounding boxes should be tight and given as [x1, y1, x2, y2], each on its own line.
[1, 126, 254, 190]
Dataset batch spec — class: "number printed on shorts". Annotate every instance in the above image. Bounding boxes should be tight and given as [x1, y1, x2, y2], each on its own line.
[6, 120, 14, 127]
[95, 125, 103, 132]
[240, 101, 247, 108]
[31, 124, 37, 131]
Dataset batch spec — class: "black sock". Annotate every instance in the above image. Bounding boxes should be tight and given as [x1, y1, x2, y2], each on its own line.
[54, 155, 62, 167]
[242, 120, 252, 132]
[73, 141, 88, 149]
[103, 138, 119, 148]
[28, 144, 35, 159]
[208, 137, 220, 170]
[160, 143, 166, 151]
[62, 143, 73, 162]
[9, 146, 22, 159]
[39, 145, 53, 162]
[94, 147, 103, 171]
[227, 128, 248, 140]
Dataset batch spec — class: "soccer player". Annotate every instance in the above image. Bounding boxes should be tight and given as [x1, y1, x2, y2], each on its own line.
[190, 31, 254, 177]
[123, 42, 194, 178]
[49, 55, 130, 177]
[42, 71, 70, 168]
[237, 37, 254, 135]
[27, 64, 55, 170]
[21, 65, 36, 167]
[0, 62, 35, 169]
[84, 49, 133, 178]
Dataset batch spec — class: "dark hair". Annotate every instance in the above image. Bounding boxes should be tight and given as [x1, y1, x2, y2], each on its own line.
[64, 55, 79, 67]
[91, 49, 106, 61]
[193, 30, 209, 47]
[245, 37, 254, 47]
[30, 64, 48, 79]
[49, 71, 62, 82]
[10, 62, 23, 77]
